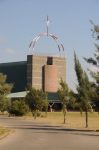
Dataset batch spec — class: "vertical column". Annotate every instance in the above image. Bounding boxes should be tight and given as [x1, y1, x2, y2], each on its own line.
[44, 65, 58, 92]
[27, 55, 33, 89]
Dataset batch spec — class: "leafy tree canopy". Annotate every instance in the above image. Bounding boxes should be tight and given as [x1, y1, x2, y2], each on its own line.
[8, 99, 29, 116]
[0, 73, 13, 111]
[74, 52, 93, 110]
[58, 78, 69, 104]
[58, 78, 70, 124]
[25, 88, 48, 112]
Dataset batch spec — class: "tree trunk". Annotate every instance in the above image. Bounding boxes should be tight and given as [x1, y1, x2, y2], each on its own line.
[64, 111, 66, 124]
[63, 105, 67, 124]
[32, 110, 37, 119]
[80, 108, 83, 117]
[85, 109, 88, 128]
[45, 107, 48, 117]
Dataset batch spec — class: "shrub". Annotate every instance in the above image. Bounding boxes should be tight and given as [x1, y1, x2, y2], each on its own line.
[8, 99, 29, 116]
[32, 110, 41, 119]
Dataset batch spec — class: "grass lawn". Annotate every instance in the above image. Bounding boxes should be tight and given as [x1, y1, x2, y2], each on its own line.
[26, 111, 99, 130]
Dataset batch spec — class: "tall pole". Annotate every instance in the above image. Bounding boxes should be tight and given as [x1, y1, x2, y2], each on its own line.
[46, 16, 50, 36]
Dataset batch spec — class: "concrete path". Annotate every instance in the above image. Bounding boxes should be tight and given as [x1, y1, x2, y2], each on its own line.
[0, 116, 99, 150]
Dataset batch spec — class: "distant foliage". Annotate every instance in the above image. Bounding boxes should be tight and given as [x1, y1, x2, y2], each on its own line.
[25, 88, 48, 119]
[58, 78, 69, 124]
[74, 52, 94, 128]
[0, 73, 13, 112]
[84, 22, 99, 111]
[8, 99, 29, 116]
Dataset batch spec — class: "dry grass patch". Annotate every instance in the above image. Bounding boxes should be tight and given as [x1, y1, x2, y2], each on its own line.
[26, 112, 99, 130]
[0, 127, 10, 137]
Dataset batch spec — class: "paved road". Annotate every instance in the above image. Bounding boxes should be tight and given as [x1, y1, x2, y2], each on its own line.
[0, 116, 99, 150]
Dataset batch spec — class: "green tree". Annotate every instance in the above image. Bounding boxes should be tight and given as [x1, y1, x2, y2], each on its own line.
[74, 52, 93, 128]
[68, 90, 79, 111]
[25, 88, 48, 119]
[0, 73, 12, 112]
[8, 99, 29, 116]
[58, 78, 69, 124]
[84, 22, 99, 111]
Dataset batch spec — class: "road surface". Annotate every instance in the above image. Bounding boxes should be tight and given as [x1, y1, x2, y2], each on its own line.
[0, 116, 99, 150]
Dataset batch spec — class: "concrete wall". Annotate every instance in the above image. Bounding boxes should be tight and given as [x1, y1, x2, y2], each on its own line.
[27, 55, 66, 92]
[0, 54, 66, 94]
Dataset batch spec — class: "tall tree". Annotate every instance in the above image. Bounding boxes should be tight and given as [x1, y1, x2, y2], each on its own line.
[58, 78, 69, 124]
[84, 21, 99, 111]
[0, 73, 13, 112]
[74, 52, 93, 128]
[25, 88, 48, 119]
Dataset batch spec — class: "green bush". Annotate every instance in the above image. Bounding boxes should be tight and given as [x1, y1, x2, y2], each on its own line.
[32, 110, 41, 118]
[8, 99, 29, 116]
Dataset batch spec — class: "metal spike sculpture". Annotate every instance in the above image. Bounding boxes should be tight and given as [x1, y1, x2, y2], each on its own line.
[29, 16, 65, 56]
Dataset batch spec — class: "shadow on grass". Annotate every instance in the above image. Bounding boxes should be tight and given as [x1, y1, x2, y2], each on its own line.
[0, 115, 99, 137]
[7, 124, 99, 137]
